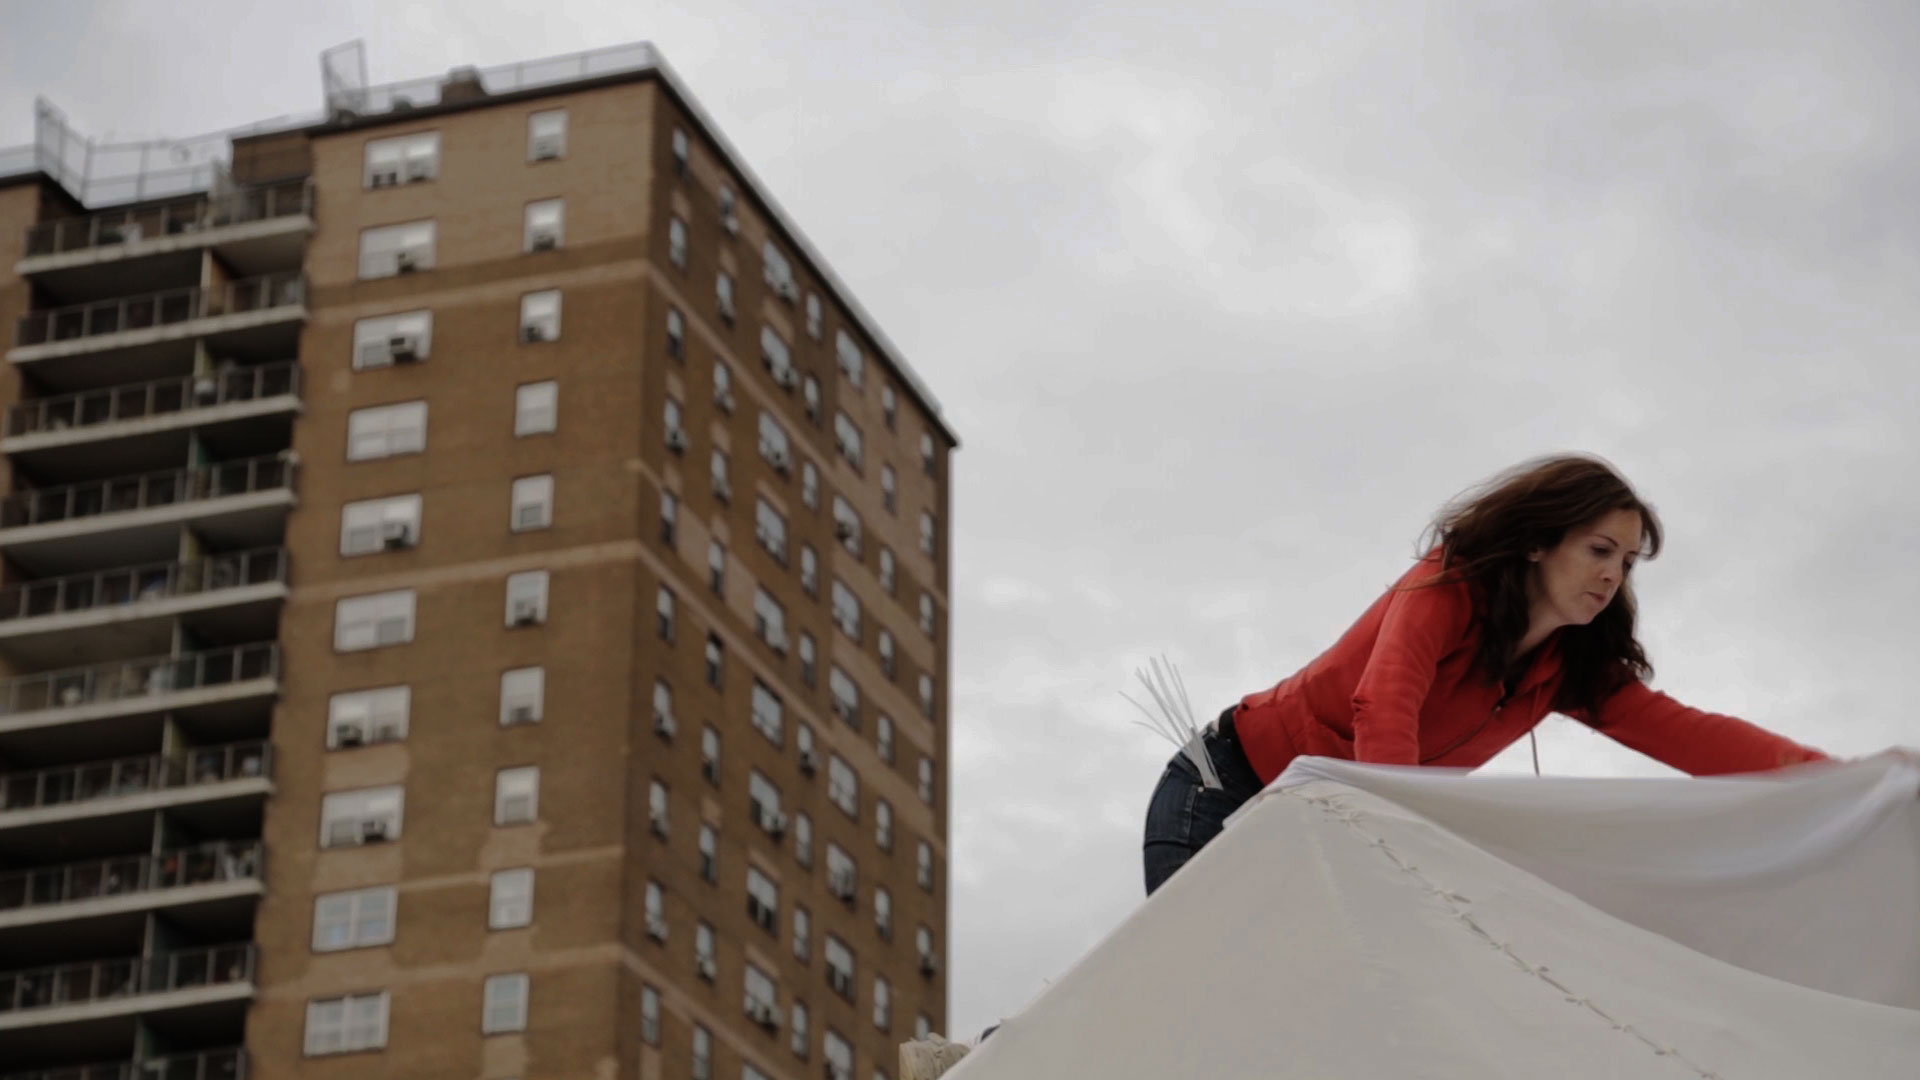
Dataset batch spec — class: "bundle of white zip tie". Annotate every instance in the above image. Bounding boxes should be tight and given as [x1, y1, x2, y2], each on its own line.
[1121, 655, 1222, 790]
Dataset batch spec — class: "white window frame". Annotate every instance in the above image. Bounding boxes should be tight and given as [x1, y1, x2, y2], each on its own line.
[755, 498, 788, 563]
[873, 975, 891, 1031]
[520, 289, 562, 343]
[320, 785, 405, 848]
[836, 330, 865, 388]
[802, 461, 820, 508]
[747, 867, 779, 930]
[340, 493, 422, 556]
[711, 448, 731, 502]
[312, 886, 397, 951]
[490, 868, 535, 929]
[495, 766, 540, 826]
[876, 800, 893, 851]
[334, 589, 416, 652]
[524, 198, 564, 253]
[918, 756, 935, 804]
[793, 906, 811, 962]
[515, 380, 557, 436]
[364, 131, 438, 187]
[483, 972, 530, 1034]
[750, 681, 784, 744]
[832, 497, 861, 555]
[762, 239, 795, 297]
[881, 465, 898, 513]
[831, 581, 861, 641]
[500, 666, 544, 726]
[760, 326, 792, 380]
[641, 983, 662, 1045]
[749, 769, 783, 831]
[353, 309, 432, 369]
[824, 938, 855, 1001]
[304, 991, 390, 1056]
[347, 400, 427, 461]
[327, 685, 410, 749]
[753, 588, 787, 653]
[528, 109, 567, 160]
[650, 779, 671, 836]
[834, 412, 864, 470]
[828, 754, 859, 818]
[757, 411, 792, 473]
[358, 220, 436, 279]
[506, 570, 549, 627]
[877, 714, 895, 764]
[717, 270, 736, 323]
[511, 474, 554, 532]
[744, 962, 777, 1015]
[669, 216, 688, 267]
[880, 548, 896, 593]
[881, 384, 897, 427]
[805, 293, 823, 338]
[829, 666, 860, 728]
[918, 842, 934, 891]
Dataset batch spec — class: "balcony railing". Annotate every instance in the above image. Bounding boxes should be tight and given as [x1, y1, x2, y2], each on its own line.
[0, 1047, 245, 1080]
[0, 741, 271, 815]
[0, 840, 262, 913]
[0, 944, 255, 1015]
[14, 273, 307, 349]
[0, 548, 287, 625]
[0, 453, 295, 530]
[5, 361, 300, 438]
[24, 179, 312, 258]
[0, 642, 278, 717]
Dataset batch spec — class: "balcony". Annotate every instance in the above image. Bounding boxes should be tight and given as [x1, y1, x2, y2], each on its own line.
[0, 743, 270, 861]
[0, 1047, 246, 1080]
[0, 944, 255, 1033]
[3, 363, 300, 474]
[9, 275, 306, 389]
[0, 549, 287, 669]
[0, 644, 278, 751]
[0, 456, 295, 575]
[19, 179, 312, 286]
[0, 841, 262, 932]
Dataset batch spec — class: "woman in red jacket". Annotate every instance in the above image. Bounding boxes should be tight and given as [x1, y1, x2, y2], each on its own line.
[1142, 453, 1830, 896]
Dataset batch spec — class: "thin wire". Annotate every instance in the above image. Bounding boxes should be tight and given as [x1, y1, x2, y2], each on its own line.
[1530, 729, 1541, 776]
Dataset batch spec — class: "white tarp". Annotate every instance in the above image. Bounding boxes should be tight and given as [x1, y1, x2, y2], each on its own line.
[951, 755, 1920, 1079]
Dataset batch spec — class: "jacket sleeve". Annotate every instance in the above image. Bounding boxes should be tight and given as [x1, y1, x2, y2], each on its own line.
[1568, 679, 1830, 775]
[1350, 579, 1474, 765]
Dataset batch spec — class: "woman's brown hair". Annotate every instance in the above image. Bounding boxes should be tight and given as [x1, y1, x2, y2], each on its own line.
[1412, 454, 1663, 717]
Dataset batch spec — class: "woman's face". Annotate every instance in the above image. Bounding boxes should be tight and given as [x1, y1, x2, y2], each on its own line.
[1530, 508, 1642, 627]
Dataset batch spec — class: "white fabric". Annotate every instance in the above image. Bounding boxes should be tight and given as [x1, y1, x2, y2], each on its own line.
[952, 756, 1920, 1079]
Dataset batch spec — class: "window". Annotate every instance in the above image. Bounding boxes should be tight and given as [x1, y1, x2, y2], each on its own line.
[657, 585, 677, 642]
[827, 754, 858, 818]
[830, 582, 861, 641]
[836, 331, 865, 388]
[875, 800, 893, 851]
[304, 991, 389, 1055]
[824, 1032, 853, 1079]
[364, 131, 439, 187]
[878, 630, 895, 680]
[918, 757, 935, 804]
[334, 590, 415, 651]
[515, 381, 557, 435]
[873, 976, 891, 1032]
[758, 411, 792, 473]
[879, 549, 896, 594]
[511, 474, 554, 531]
[755, 499, 788, 563]
[347, 400, 426, 461]
[792, 1000, 810, 1057]
[711, 449, 731, 502]
[705, 544, 727, 599]
[695, 921, 717, 977]
[665, 398, 687, 453]
[500, 666, 543, 726]
[749, 769, 783, 831]
[353, 309, 432, 369]
[313, 886, 396, 951]
[804, 374, 822, 423]
[760, 326, 792, 381]
[483, 972, 530, 1034]
[793, 906, 811, 963]
[645, 880, 667, 940]
[917, 842, 934, 891]
[692, 1024, 713, 1080]
[528, 108, 567, 160]
[506, 570, 549, 627]
[744, 963, 777, 1019]
[358, 220, 435, 279]
[339, 491, 423, 556]
[763, 240, 796, 300]
[718, 185, 739, 232]
[520, 289, 561, 343]
[490, 868, 534, 929]
[747, 867, 779, 932]
[874, 886, 893, 940]
[881, 466, 897, 514]
[672, 128, 690, 173]
[829, 668, 860, 730]
[650, 779, 670, 837]
[824, 938, 855, 1001]
[495, 766, 539, 825]
[921, 432, 937, 475]
[706, 633, 725, 686]
[802, 462, 819, 509]
[919, 674, 935, 720]
[667, 307, 686, 360]
[701, 725, 720, 783]
[826, 844, 857, 905]
[798, 724, 817, 772]
[716, 271, 736, 324]
[654, 680, 677, 738]
[877, 715, 894, 764]
[669, 216, 689, 268]
[805, 294, 822, 338]
[916, 1014, 931, 1041]
[750, 682, 784, 744]
[327, 686, 409, 748]
[881, 385, 897, 429]
[832, 497, 861, 556]
[641, 983, 661, 1045]
[753, 588, 787, 653]
[916, 926, 937, 973]
[661, 490, 679, 546]
[320, 786, 404, 847]
[794, 811, 813, 868]
[523, 198, 564, 253]
[919, 593, 935, 637]
[798, 632, 817, 687]
[920, 512, 937, 557]
[714, 359, 735, 410]
[800, 545, 819, 597]
[699, 822, 718, 882]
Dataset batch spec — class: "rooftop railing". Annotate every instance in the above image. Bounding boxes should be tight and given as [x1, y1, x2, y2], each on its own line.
[0, 840, 262, 913]
[330, 42, 655, 121]
[5, 361, 300, 439]
[0, 548, 287, 625]
[0, 741, 271, 815]
[14, 273, 306, 349]
[0, 453, 295, 530]
[23, 179, 313, 259]
[0, 944, 255, 1014]
[0, 1047, 245, 1080]
[0, 642, 278, 717]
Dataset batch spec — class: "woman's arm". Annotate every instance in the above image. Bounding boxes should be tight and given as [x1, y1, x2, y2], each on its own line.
[1569, 679, 1830, 775]
[1349, 576, 1475, 765]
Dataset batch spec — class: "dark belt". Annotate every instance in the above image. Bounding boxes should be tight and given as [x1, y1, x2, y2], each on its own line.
[1208, 705, 1239, 744]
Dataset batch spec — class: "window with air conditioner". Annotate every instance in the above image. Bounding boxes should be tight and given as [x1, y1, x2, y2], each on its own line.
[835, 331, 865, 388]
[834, 412, 864, 471]
[660, 490, 679, 545]
[515, 380, 557, 436]
[664, 398, 686, 454]
[881, 465, 897, 515]
[744, 963, 777, 1024]
[873, 975, 891, 1031]
[713, 359, 734, 411]
[920, 674, 936, 721]
[879, 548, 896, 594]
[827, 754, 858, 818]
[917, 842, 934, 891]
[334, 590, 416, 651]
[878, 630, 896, 680]
[641, 983, 662, 1045]
[358, 220, 435, 279]
[921, 431, 937, 476]
[750, 681, 783, 744]
[762, 240, 796, 300]
[794, 811, 813, 867]
[760, 326, 793, 383]
[916, 926, 938, 976]
[805, 293, 822, 339]
[693, 1025, 712, 1080]
[645, 880, 667, 941]
[347, 400, 427, 461]
[482, 972, 530, 1034]
[520, 289, 561, 343]
[708, 542, 727, 595]
[528, 108, 567, 161]
[523, 198, 564, 253]
[757, 411, 793, 475]
[876, 800, 893, 852]
[793, 906, 811, 963]
[649, 778, 670, 837]
[700, 724, 720, 782]
[495, 766, 540, 826]
[510, 474, 554, 532]
[718, 185, 740, 235]
[711, 449, 731, 503]
[831, 582, 861, 642]
[500, 666, 544, 726]
[918, 757, 935, 804]
[881, 384, 897, 429]
[826, 844, 857, 904]
[340, 494, 422, 557]
[753, 588, 787, 653]
[654, 680, 677, 739]
[304, 991, 390, 1056]
[802, 462, 819, 509]
[832, 497, 861, 555]
[320, 785, 404, 848]
[747, 867, 779, 932]
[920, 513, 939, 559]
[695, 921, 716, 977]
[919, 593, 935, 637]
[749, 769, 784, 832]
[505, 570, 549, 627]
[699, 822, 718, 882]
[824, 938, 855, 1001]
[877, 715, 894, 764]
[916, 1014, 932, 1042]
[327, 685, 410, 749]
[799, 631, 817, 687]
[667, 307, 686, 359]
[313, 886, 397, 951]
[755, 498, 789, 563]
[798, 724, 818, 775]
[669, 216, 688, 268]
[364, 132, 439, 188]
[792, 999, 811, 1057]
[829, 667, 860, 730]
[716, 270, 736, 324]
[804, 374, 822, 424]
[352, 309, 432, 369]
[672, 128, 691, 173]
[801, 545, 819, 597]
[489, 868, 534, 929]
[824, 1030, 853, 1080]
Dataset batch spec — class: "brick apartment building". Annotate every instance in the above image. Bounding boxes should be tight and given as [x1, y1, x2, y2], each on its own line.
[0, 41, 955, 1080]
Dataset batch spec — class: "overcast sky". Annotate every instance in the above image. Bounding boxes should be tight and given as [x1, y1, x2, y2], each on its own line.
[5, 0, 1918, 1044]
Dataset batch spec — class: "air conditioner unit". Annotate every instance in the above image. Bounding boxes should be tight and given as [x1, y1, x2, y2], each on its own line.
[919, 953, 939, 977]
[381, 521, 414, 549]
[530, 231, 558, 252]
[769, 448, 791, 473]
[834, 521, 855, 542]
[722, 214, 740, 236]
[650, 813, 669, 838]
[830, 871, 855, 899]
[511, 602, 542, 626]
[767, 628, 788, 653]
[766, 810, 788, 837]
[531, 136, 562, 161]
[713, 480, 732, 502]
[335, 722, 366, 747]
[776, 279, 799, 303]
[775, 367, 799, 390]
[522, 322, 549, 343]
[360, 819, 390, 843]
[698, 956, 717, 980]
[799, 750, 818, 774]
[507, 704, 537, 726]
[394, 250, 417, 274]
[388, 334, 421, 363]
[666, 429, 688, 454]
[647, 915, 668, 941]
[716, 391, 735, 413]
[655, 712, 677, 738]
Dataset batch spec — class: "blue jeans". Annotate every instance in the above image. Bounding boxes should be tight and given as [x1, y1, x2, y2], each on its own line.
[1142, 707, 1267, 895]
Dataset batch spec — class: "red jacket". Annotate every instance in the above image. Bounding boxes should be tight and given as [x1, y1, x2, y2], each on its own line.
[1234, 554, 1830, 784]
